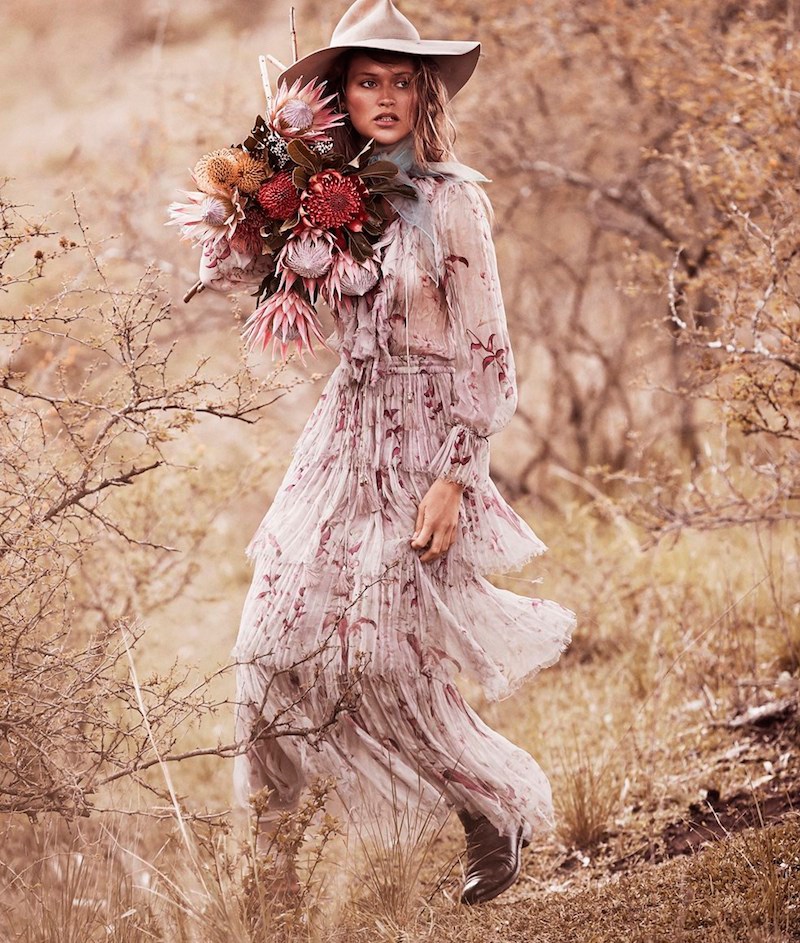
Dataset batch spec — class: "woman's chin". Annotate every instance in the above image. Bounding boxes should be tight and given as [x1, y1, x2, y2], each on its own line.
[358, 125, 412, 147]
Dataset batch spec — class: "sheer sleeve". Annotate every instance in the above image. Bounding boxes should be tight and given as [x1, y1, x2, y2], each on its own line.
[198, 239, 274, 293]
[427, 179, 517, 490]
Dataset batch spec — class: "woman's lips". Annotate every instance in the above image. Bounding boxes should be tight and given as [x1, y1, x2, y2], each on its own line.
[374, 115, 399, 124]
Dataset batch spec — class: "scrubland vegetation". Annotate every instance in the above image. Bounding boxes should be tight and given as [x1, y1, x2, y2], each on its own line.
[1, 0, 798, 940]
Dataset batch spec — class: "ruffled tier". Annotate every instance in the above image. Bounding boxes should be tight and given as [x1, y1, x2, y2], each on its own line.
[233, 355, 575, 844]
[245, 356, 552, 582]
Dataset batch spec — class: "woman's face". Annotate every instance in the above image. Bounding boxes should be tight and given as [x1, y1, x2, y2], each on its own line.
[342, 52, 416, 147]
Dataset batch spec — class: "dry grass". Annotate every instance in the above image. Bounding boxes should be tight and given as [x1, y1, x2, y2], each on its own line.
[2, 0, 800, 939]
[3, 807, 798, 942]
[553, 737, 623, 851]
[2, 513, 798, 940]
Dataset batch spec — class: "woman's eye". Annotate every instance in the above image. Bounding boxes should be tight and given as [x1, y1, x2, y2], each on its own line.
[360, 80, 409, 88]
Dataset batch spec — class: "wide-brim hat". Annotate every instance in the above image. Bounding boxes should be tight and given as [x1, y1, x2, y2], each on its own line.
[276, 0, 481, 101]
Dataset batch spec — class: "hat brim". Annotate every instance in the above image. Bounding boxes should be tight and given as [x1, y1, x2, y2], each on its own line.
[277, 40, 481, 101]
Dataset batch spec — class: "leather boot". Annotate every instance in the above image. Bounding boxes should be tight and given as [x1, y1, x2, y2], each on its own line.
[457, 809, 527, 905]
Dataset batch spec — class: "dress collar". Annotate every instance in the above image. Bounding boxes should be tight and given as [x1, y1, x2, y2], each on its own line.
[366, 137, 490, 284]
[370, 136, 491, 184]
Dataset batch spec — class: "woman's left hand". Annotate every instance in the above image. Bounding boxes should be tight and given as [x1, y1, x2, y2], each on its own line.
[411, 478, 464, 563]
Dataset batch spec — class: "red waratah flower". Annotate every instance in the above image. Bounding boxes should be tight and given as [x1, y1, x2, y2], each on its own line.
[300, 170, 370, 232]
[257, 171, 301, 220]
[230, 208, 268, 257]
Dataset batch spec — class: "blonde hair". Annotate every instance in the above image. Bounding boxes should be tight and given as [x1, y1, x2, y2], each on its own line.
[324, 48, 458, 168]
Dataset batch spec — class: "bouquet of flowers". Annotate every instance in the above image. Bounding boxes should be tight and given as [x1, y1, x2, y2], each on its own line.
[166, 76, 417, 362]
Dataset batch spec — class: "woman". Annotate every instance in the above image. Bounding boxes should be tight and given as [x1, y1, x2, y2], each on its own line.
[204, 0, 575, 906]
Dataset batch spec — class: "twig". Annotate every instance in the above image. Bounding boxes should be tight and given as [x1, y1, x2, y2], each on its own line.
[289, 6, 298, 63]
[258, 54, 273, 110]
[266, 54, 288, 72]
[183, 280, 203, 303]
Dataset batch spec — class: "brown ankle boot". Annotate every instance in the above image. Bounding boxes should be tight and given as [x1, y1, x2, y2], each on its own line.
[457, 809, 526, 905]
[458, 809, 531, 848]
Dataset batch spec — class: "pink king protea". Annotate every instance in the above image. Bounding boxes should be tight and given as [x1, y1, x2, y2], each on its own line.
[241, 289, 328, 363]
[268, 76, 347, 141]
[325, 251, 380, 301]
[276, 232, 335, 301]
[165, 189, 241, 246]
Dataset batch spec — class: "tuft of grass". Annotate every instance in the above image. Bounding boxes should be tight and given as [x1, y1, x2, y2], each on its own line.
[553, 737, 623, 851]
[339, 771, 457, 936]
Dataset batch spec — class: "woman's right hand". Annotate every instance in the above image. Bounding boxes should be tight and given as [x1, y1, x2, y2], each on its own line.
[410, 478, 464, 563]
[199, 240, 273, 293]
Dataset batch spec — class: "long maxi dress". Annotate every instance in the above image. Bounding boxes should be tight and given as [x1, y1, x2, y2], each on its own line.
[228, 150, 576, 848]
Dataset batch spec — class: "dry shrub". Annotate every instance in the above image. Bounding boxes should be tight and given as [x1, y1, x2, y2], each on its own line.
[0, 180, 312, 817]
[0, 806, 322, 943]
[241, 779, 342, 941]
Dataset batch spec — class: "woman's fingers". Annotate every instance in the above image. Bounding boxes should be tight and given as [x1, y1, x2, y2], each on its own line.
[411, 482, 461, 561]
[418, 525, 451, 562]
[411, 507, 431, 549]
[413, 502, 425, 538]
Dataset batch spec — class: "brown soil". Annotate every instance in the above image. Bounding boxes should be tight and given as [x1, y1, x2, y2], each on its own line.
[611, 702, 800, 872]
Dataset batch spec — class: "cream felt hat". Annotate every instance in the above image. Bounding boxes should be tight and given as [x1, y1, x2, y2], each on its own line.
[276, 0, 481, 101]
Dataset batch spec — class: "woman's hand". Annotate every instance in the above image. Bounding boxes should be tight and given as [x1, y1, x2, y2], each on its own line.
[198, 241, 273, 293]
[410, 478, 464, 563]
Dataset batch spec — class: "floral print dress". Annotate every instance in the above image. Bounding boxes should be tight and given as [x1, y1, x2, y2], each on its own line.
[230, 170, 576, 847]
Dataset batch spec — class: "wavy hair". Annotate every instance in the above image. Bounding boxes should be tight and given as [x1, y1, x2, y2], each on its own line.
[323, 48, 458, 168]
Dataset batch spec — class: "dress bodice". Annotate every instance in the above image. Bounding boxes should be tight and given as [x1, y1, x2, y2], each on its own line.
[326, 174, 468, 374]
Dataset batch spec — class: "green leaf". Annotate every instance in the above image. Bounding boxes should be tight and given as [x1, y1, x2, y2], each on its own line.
[387, 183, 418, 199]
[287, 139, 319, 172]
[347, 138, 376, 168]
[321, 150, 346, 169]
[292, 167, 310, 191]
[348, 230, 374, 263]
[356, 160, 400, 179]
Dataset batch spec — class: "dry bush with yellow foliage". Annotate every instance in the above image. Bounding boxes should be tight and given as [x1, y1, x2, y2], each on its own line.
[345, 0, 800, 536]
[0, 181, 346, 819]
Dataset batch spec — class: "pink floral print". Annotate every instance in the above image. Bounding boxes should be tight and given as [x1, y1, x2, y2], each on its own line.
[228, 173, 576, 849]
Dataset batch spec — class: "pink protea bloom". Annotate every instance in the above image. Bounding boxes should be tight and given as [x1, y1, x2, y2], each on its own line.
[276, 232, 335, 302]
[268, 76, 347, 141]
[165, 189, 238, 247]
[241, 290, 328, 363]
[284, 232, 334, 279]
[325, 250, 380, 302]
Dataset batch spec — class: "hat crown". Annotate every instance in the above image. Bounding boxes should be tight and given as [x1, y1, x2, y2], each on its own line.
[331, 0, 420, 45]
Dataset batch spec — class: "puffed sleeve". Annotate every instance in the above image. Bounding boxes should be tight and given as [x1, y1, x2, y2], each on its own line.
[427, 179, 517, 489]
[198, 238, 275, 293]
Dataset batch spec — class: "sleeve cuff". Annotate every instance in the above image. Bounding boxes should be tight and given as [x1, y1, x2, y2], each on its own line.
[428, 423, 490, 489]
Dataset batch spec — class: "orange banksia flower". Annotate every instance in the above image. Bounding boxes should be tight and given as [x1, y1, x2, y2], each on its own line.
[233, 151, 270, 194]
[193, 149, 241, 194]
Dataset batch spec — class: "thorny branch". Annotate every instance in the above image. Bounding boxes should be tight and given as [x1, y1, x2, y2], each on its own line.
[0, 180, 343, 819]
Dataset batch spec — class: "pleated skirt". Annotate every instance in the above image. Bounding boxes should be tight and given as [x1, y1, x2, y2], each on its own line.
[231, 354, 575, 846]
